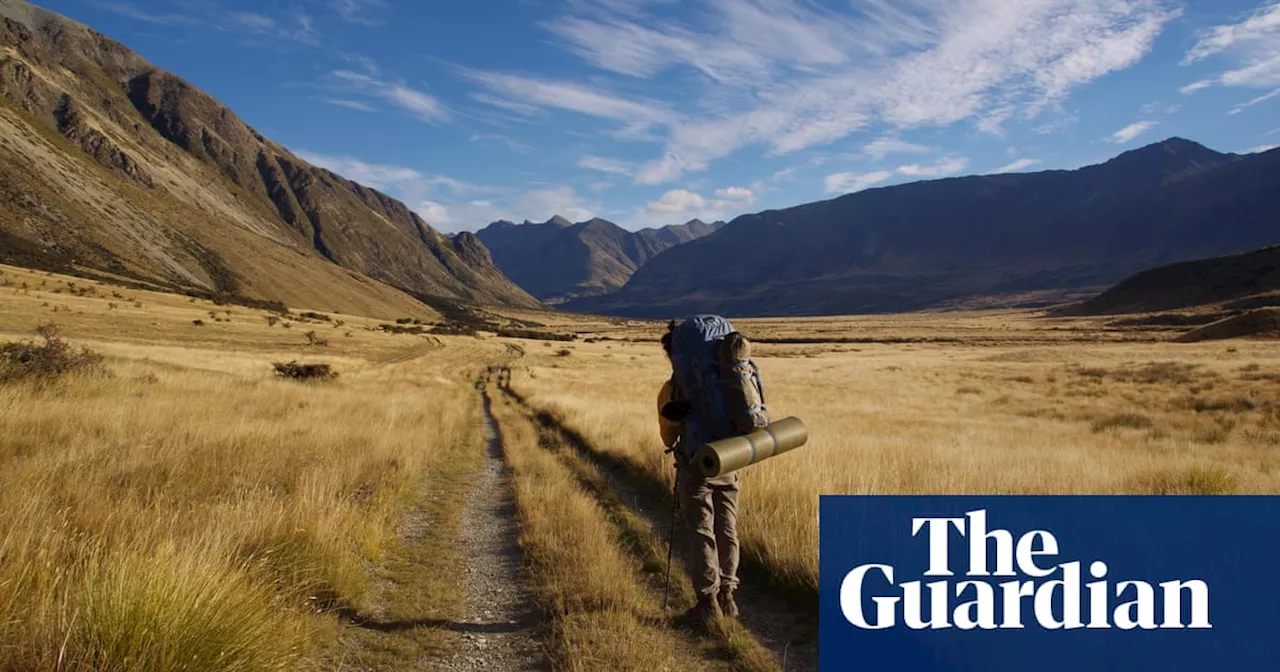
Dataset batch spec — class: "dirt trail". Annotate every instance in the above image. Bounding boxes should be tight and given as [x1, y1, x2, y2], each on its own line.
[434, 391, 545, 672]
[496, 371, 817, 671]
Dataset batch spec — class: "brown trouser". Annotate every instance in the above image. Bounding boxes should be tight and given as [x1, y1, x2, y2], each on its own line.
[677, 464, 740, 597]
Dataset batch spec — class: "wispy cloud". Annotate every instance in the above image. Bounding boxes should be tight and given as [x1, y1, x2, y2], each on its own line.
[331, 70, 450, 123]
[529, 0, 1178, 184]
[993, 158, 1043, 173]
[465, 69, 676, 127]
[1241, 144, 1278, 154]
[1228, 87, 1280, 115]
[293, 150, 544, 231]
[577, 155, 634, 176]
[330, 0, 389, 26]
[470, 134, 533, 153]
[824, 170, 893, 194]
[321, 98, 377, 112]
[99, 1, 320, 44]
[1108, 120, 1158, 143]
[294, 151, 485, 195]
[94, 1, 192, 25]
[1181, 1, 1280, 89]
[1179, 79, 1214, 95]
[897, 156, 970, 177]
[861, 137, 931, 161]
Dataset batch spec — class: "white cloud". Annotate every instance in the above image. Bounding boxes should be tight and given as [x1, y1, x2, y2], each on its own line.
[577, 155, 634, 176]
[1108, 120, 1158, 143]
[1182, 2, 1280, 88]
[644, 186, 756, 219]
[1242, 144, 1279, 154]
[531, 0, 1177, 184]
[824, 170, 893, 194]
[1179, 79, 1214, 95]
[465, 70, 675, 127]
[1228, 87, 1280, 115]
[897, 156, 970, 177]
[320, 98, 377, 112]
[993, 158, 1043, 173]
[714, 186, 756, 204]
[1139, 101, 1181, 115]
[862, 137, 931, 161]
[292, 151, 487, 207]
[647, 189, 707, 214]
[331, 70, 449, 123]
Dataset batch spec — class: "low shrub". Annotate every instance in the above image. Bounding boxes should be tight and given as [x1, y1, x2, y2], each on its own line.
[0, 324, 107, 385]
[272, 361, 338, 381]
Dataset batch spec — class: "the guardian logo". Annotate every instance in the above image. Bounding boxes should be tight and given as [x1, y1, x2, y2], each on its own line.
[840, 510, 1211, 631]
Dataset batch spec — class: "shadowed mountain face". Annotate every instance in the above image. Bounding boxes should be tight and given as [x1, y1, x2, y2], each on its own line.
[567, 139, 1280, 318]
[475, 216, 723, 303]
[1065, 245, 1280, 316]
[0, 0, 536, 317]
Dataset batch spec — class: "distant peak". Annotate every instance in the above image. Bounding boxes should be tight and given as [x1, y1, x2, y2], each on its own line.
[546, 215, 574, 227]
[1112, 137, 1220, 161]
[1097, 137, 1229, 179]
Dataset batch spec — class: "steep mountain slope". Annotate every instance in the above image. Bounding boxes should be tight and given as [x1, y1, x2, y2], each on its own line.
[475, 216, 722, 303]
[0, 0, 536, 318]
[568, 139, 1280, 317]
[1064, 245, 1280, 316]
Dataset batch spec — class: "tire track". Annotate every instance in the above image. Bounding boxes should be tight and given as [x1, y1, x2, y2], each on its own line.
[494, 369, 816, 672]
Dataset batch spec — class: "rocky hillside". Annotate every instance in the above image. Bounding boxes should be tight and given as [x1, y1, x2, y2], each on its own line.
[475, 216, 722, 303]
[568, 139, 1280, 318]
[0, 0, 537, 318]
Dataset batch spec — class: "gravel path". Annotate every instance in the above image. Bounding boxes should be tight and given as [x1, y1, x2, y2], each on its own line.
[432, 393, 544, 672]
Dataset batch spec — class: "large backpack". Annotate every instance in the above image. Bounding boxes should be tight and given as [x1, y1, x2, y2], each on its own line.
[668, 315, 769, 457]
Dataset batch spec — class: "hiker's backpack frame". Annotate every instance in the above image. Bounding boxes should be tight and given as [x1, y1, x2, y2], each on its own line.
[668, 315, 769, 458]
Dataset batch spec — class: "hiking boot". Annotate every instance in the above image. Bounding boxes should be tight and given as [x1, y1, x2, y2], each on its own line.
[676, 593, 722, 629]
[718, 587, 739, 619]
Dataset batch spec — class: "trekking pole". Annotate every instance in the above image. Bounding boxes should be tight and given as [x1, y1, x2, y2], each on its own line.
[663, 451, 679, 611]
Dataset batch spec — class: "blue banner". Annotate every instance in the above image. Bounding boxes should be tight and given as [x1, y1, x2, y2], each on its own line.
[819, 496, 1280, 671]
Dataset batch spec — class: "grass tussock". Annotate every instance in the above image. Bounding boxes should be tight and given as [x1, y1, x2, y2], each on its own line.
[1091, 413, 1154, 433]
[1126, 466, 1239, 495]
[0, 349, 477, 670]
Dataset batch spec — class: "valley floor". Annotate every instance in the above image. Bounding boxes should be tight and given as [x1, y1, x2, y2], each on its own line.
[1, 263, 1277, 670]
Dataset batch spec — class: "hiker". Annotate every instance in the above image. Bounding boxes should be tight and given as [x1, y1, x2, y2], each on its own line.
[658, 317, 769, 626]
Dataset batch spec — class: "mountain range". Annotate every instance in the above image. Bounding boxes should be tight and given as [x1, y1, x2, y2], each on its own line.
[474, 216, 723, 303]
[567, 138, 1280, 318]
[0, 0, 535, 319]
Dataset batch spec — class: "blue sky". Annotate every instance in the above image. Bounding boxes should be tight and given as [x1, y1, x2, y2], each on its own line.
[42, 0, 1280, 232]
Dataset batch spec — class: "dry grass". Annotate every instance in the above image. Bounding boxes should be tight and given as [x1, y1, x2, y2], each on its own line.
[487, 390, 733, 671]
[0, 264, 495, 670]
[5, 260, 1280, 669]
[503, 312, 1280, 598]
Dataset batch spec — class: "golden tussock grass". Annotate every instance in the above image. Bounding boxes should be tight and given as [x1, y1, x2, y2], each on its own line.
[505, 315, 1280, 597]
[0, 264, 490, 670]
[487, 390, 728, 671]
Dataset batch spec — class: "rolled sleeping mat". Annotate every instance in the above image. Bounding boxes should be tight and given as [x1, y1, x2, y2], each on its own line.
[692, 417, 808, 478]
